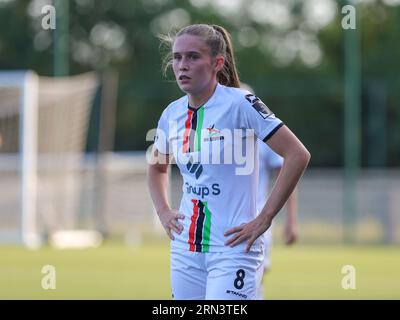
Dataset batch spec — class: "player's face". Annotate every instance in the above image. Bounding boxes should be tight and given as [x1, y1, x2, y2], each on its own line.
[172, 34, 218, 96]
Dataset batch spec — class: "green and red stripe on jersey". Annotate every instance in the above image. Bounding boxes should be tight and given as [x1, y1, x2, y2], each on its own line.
[182, 106, 204, 153]
[188, 199, 212, 252]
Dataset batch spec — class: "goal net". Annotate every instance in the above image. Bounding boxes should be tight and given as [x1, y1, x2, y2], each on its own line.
[0, 71, 99, 248]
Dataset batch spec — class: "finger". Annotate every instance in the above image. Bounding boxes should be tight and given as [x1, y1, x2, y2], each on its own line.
[166, 228, 174, 240]
[173, 218, 184, 231]
[170, 222, 182, 234]
[246, 236, 257, 253]
[175, 222, 184, 232]
[176, 214, 185, 220]
[224, 226, 243, 237]
[224, 233, 241, 246]
[227, 234, 248, 247]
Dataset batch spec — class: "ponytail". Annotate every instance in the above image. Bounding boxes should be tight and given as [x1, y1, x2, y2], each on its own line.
[211, 25, 241, 88]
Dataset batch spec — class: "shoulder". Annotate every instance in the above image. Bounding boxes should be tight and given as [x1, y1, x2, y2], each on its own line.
[160, 94, 188, 119]
[219, 85, 251, 103]
[238, 91, 273, 119]
[216, 85, 254, 113]
[220, 85, 267, 108]
[222, 85, 273, 119]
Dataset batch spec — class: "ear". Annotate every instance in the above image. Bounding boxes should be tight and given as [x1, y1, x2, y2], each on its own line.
[214, 55, 225, 73]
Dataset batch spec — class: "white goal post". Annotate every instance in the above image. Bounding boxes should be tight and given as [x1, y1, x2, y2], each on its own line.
[0, 71, 39, 248]
[0, 70, 99, 248]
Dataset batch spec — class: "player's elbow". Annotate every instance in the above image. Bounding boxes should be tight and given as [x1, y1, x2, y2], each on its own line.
[298, 146, 311, 169]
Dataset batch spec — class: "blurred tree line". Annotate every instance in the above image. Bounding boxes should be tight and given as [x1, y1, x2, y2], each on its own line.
[0, 0, 398, 167]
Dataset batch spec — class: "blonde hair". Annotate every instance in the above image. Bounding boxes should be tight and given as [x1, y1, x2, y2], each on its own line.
[159, 24, 241, 88]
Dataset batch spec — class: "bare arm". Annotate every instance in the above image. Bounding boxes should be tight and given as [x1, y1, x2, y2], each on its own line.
[225, 125, 310, 252]
[147, 147, 184, 240]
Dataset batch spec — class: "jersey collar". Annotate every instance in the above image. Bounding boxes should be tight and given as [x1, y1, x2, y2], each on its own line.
[187, 83, 222, 111]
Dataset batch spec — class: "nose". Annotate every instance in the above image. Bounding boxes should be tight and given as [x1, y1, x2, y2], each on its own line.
[179, 57, 189, 71]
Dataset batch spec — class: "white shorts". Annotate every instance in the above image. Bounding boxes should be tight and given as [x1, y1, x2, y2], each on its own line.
[170, 248, 264, 300]
[263, 227, 273, 270]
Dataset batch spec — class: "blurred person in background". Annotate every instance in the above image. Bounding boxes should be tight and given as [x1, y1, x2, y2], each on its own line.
[241, 83, 298, 299]
[257, 140, 298, 299]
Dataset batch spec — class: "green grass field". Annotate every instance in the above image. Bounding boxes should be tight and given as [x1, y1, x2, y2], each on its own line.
[1, 242, 399, 299]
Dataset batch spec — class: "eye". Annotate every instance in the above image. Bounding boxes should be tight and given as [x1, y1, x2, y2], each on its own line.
[173, 54, 181, 60]
[188, 53, 198, 60]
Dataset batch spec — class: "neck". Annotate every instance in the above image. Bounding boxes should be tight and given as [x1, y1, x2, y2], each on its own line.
[188, 81, 218, 109]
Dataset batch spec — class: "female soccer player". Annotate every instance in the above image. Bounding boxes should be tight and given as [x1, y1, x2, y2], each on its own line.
[147, 24, 310, 300]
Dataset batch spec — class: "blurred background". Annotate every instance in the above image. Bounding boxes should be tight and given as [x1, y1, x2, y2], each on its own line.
[0, 0, 399, 299]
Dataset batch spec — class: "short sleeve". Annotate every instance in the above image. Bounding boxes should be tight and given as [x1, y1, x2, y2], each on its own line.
[239, 93, 284, 142]
[154, 109, 171, 154]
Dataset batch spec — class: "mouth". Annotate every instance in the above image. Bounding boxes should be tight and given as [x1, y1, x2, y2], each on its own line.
[179, 75, 191, 81]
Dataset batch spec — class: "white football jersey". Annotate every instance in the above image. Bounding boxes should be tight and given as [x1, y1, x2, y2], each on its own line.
[155, 83, 283, 253]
